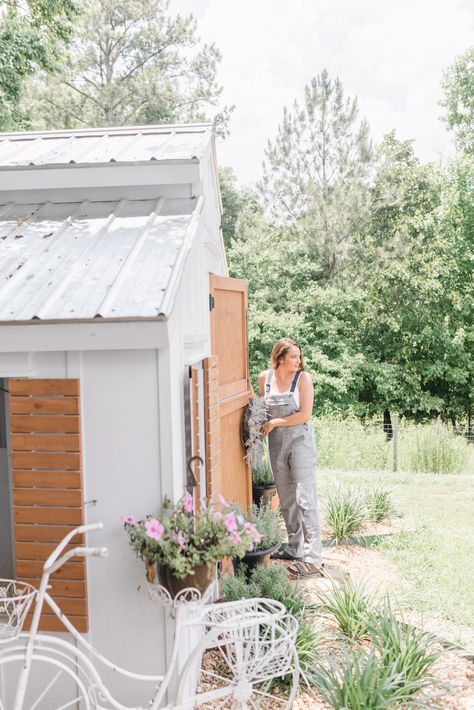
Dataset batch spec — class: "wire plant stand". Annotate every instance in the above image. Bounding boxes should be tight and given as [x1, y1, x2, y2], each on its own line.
[0, 523, 299, 710]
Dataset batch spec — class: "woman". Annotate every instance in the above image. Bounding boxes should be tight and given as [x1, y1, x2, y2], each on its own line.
[259, 337, 324, 578]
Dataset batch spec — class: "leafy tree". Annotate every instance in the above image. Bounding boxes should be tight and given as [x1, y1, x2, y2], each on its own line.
[228, 213, 366, 413]
[259, 70, 373, 280]
[440, 46, 474, 155]
[0, 0, 77, 129]
[219, 167, 260, 248]
[23, 0, 232, 133]
[354, 134, 473, 423]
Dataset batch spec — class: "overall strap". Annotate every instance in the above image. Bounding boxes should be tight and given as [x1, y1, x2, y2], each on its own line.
[265, 369, 273, 394]
[289, 371, 302, 392]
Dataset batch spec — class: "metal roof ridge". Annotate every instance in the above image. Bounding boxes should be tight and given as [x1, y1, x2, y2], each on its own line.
[0, 123, 213, 141]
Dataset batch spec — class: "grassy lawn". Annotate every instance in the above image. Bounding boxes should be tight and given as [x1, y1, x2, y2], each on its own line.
[318, 468, 474, 643]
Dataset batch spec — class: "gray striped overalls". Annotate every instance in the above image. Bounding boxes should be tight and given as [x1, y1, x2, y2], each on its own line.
[265, 369, 322, 563]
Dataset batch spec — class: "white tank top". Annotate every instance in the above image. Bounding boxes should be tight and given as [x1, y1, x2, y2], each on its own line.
[268, 370, 301, 408]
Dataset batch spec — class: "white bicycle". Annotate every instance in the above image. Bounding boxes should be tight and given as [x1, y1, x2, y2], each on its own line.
[0, 523, 299, 709]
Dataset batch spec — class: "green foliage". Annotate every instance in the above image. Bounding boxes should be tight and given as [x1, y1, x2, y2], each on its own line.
[368, 601, 441, 694]
[366, 483, 396, 523]
[440, 46, 474, 155]
[252, 460, 275, 486]
[318, 579, 376, 641]
[248, 502, 283, 551]
[315, 416, 391, 470]
[310, 646, 437, 709]
[219, 167, 261, 247]
[22, 0, 231, 132]
[323, 485, 367, 542]
[0, 0, 78, 129]
[403, 420, 469, 474]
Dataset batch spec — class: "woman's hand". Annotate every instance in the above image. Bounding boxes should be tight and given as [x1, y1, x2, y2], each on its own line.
[261, 419, 278, 436]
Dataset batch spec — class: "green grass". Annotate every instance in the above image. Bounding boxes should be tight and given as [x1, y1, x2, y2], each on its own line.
[320, 468, 474, 640]
[315, 416, 474, 474]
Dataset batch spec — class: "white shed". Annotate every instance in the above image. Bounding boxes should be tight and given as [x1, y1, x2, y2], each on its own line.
[0, 124, 252, 704]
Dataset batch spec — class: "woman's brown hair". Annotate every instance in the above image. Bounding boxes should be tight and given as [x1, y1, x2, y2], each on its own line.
[270, 338, 305, 371]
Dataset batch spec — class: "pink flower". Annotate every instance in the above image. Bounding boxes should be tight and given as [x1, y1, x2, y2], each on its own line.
[122, 514, 137, 526]
[145, 518, 164, 542]
[224, 514, 237, 533]
[212, 511, 223, 520]
[230, 531, 242, 544]
[183, 492, 193, 514]
[245, 522, 261, 543]
[236, 515, 244, 525]
[171, 530, 186, 549]
[218, 494, 227, 506]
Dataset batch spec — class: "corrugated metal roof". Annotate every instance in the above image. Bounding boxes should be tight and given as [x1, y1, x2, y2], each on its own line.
[0, 196, 203, 322]
[0, 124, 212, 168]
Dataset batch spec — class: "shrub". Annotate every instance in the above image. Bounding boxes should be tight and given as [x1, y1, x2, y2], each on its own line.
[248, 501, 283, 551]
[318, 578, 376, 641]
[366, 483, 396, 523]
[252, 459, 275, 486]
[323, 485, 367, 542]
[315, 415, 391, 471]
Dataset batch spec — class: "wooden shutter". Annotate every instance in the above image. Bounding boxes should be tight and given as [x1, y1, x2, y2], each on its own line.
[208, 275, 252, 510]
[9, 378, 88, 632]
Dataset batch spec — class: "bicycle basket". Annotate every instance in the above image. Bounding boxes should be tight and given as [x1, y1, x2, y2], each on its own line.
[0, 580, 36, 640]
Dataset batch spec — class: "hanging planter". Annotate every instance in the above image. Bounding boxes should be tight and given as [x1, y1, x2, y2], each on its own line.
[232, 502, 283, 579]
[232, 541, 280, 577]
[252, 460, 277, 506]
[124, 493, 261, 600]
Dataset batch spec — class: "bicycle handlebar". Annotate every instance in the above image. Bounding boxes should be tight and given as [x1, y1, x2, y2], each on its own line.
[43, 522, 105, 574]
[46, 546, 109, 575]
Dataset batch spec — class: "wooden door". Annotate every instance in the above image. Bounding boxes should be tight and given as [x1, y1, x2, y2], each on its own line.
[207, 274, 252, 510]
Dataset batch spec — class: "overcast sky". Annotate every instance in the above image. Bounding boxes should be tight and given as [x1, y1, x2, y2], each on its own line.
[170, 0, 473, 186]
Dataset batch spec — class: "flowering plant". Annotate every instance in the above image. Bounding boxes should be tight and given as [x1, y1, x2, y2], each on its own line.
[123, 493, 261, 580]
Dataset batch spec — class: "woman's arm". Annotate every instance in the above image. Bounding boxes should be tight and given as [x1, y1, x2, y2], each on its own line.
[261, 371, 314, 435]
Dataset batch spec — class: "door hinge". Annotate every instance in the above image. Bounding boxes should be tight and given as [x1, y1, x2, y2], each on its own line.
[209, 294, 215, 311]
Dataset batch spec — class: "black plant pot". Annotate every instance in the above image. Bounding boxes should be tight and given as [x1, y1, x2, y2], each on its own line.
[252, 483, 277, 506]
[232, 541, 281, 579]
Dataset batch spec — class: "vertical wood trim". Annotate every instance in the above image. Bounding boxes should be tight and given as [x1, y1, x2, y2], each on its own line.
[203, 356, 222, 499]
[9, 378, 87, 633]
[191, 366, 201, 511]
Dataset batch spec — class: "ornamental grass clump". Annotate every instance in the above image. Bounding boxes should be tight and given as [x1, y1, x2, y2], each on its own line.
[323, 485, 367, 542]
[368, 600, 441, 697]
[366, 483, 396, 523]
[318, 578, 376, 641]
[123, 493, 260, 581]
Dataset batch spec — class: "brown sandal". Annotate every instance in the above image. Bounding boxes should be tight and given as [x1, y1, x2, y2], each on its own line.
[287, 561, 345, 580]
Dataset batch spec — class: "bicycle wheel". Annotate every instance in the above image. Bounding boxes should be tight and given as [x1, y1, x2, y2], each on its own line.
[176, 607, 300, 709]
[0, 639, 98, 710]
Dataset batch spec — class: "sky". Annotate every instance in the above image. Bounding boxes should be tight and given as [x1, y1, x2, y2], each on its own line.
[170, 0, 474, 186]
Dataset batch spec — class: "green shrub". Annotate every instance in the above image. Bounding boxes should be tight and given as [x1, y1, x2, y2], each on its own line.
[252, 459, 275, 486]
[249, 501, 283, 551]
[318, 578, 376, 641]
[323, 485, 367, 542]
[366, 483, 396, 523]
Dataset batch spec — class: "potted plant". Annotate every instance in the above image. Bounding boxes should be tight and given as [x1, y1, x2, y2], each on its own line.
[252, 459, 277, 506]
[124, 493, 261, 598]
[233, 502, 283, 577]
